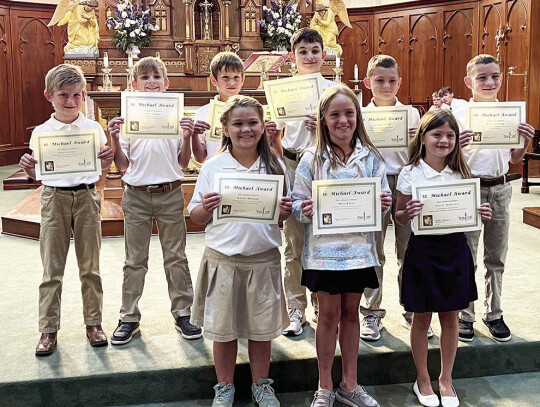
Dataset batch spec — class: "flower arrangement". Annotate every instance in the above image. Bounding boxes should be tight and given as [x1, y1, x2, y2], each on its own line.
[258, 0, 302, 50]
[106, 0, 159, 51]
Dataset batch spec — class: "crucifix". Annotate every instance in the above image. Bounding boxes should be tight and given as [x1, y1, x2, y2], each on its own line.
[199, 0, 214, 40]
[495, 27, 504, 61]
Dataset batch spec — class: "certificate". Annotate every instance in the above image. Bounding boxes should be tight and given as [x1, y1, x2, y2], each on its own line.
[207, 99, 226, 143]
[33, 129, 101, 180]
[465, 101, 526, 149]
[412, 178, 481, 235]
[263, 73, 323, 122]
[213, 173, 284, 225]
[121, 92, 184, 138]
[312, 178, 382, 235]
[361, 106, 412, 151]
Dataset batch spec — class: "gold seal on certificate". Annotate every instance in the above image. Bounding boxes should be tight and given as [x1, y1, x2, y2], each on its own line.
[121, 92, 184, 139]
[465, 101, 526, 149]
[33, 129, 101, 180]
[263, 73, 323, 122]
[412, 178, 481, 235]
[361, 106, 412, 151]
[213, 173, 284, 225]
[207, 99, 226, 143]
[312, 178, 382, 235]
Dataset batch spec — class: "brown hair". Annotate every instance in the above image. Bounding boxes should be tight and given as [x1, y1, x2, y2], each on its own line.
[466, 54, 500, 77]
[210, 52, 244, 79]
[45, 64, 86, 94]
[290, 28, 324, 53]
[366, 54, 400, 77]
[133, 56, 168, 81]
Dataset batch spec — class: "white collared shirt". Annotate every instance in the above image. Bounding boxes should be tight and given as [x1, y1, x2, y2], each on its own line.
[188, 150, 287, 256]
[29, 112, 107, 187]
[194, 95, 222, 160]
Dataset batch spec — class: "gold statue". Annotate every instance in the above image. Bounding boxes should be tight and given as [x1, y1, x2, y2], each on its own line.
[310, 0, 351, 55]
[49, 0, 100, 56]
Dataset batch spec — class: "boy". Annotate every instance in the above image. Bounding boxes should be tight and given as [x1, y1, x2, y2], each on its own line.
[440, 86, 467, 114]
[19, 64, 114, 356]
[428, 90, 449, 112]
[191, 52, 278, 162]
[277, 28, 338, 336]
[107, 57, 202, 345]
[455, 54, 534, 342]
[360, 55, 425, 341]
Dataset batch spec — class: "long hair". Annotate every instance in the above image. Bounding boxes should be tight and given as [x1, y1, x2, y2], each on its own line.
[219, 95, 285, 178]
[408, 109, 471, 179]
[313, 85, 382, 172]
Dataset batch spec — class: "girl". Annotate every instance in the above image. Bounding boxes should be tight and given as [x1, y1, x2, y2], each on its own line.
[188, 95, 292, 407]
[395, 110, 492, 407]
[292, 85, 391, 407]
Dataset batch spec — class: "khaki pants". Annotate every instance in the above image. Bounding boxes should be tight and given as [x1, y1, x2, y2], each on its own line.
[39, 186, 103, 333]
[461, 182, 512, 322]
[283, 156, 317, 310]
[120, 185, 193, 322]
[361, 174, 412, 319]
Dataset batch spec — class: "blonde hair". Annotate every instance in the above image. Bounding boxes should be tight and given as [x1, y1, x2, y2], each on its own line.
[219, 95, 284, 178]
[45, 64, 86, 94]
[133, 56, 168, 81]
[313, 85, 382, 172]
[210, 52, 244, 79]
[408, 109, 471, 178]
[466, 54, 499, 77]
[366, 54, 400, 77]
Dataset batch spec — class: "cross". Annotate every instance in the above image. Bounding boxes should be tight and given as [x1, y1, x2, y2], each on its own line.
[199, 0, 214, 40]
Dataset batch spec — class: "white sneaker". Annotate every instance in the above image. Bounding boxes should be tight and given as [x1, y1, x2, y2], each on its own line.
[402, 315, 434, 339]
[360, 314, 383, 341]
[282, 308, 306, 336]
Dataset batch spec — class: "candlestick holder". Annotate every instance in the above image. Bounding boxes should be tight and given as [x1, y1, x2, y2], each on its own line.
[333, 66, 343, 84]
[289, 64, 298, 76]
[101, 67, 114, 92]
[125, 67, 134, 91]
[349, 79, 361, 90]
[257, 63, 268, 90]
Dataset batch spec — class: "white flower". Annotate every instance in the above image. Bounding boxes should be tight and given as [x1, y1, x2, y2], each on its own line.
[277, 20, 282, 26]
[125, 20, 131, 27]
[130, 31, 136, 37]
[115, 23, 122, 30]
[286, 23, 292, 29]
[154, 25, 160, 30]
[121, 11, 127, 18]
[134, 28, 141, 35]
[141, 32, 147, 36]
[263, 5, 267, 11]
[273, 12, 279, 19]
[117, 3, 126, 11]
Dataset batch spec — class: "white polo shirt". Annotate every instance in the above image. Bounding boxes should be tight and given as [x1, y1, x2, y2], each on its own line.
[29, 112, 107, 187]
[194, 95, 222, 160]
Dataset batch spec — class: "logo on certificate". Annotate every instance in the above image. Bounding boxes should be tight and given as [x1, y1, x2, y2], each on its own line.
[221, 205, 231, 215]
[422, 215, 433, 227]
[214, 127, 222, 137]
[322, 213, 333, 225]
[44, 161, 55, 172]
[473, 132, 482, 142]
[277, 107, 286, 117]
[130, 121, 140, 132]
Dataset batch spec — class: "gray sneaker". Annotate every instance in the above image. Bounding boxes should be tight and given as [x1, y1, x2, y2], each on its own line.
[335, 384, 379, 407]
[212, 382, 235, 407]
[360, 314, 383, 341]
[311, 389, 335, 407]
[252, 378, 280, 407]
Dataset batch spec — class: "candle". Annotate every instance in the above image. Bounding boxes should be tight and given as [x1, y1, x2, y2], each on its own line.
[128, 52, 133, 68]
[354, 64, 358, 80]
[103, 52, 109, 68]
[336, 56, 340, 67]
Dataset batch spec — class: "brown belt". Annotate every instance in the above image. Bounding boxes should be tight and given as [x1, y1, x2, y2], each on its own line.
[283, 148, 300, 162]
[128, 179, 182, 194]
[479, 173, 521, 187]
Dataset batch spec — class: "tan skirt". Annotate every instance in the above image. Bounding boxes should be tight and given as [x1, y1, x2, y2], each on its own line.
[191, 246, 289, 342]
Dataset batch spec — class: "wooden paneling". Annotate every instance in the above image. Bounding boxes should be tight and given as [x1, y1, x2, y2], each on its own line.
[503, 0, 528, 101]
[0, 6, 14, 155]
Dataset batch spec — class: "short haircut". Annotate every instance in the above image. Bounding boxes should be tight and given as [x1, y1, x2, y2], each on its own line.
[133, 56, 168, 81]
[466, 54, 500, 77]
[290, 28, 324, 53]
[210, 52, 244, 79]
[45, 64, 86, 94]
[366, 54, 400, 77]
[432, 91, 439, 98]
[440, 86, 453, 95]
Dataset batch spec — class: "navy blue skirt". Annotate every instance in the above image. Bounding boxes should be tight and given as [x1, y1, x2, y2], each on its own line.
[302, 267, 379, 295]
[401, 232, 477, 313]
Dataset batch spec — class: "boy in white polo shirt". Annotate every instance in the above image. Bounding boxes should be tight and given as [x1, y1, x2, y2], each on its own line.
[19, 64, 114, 356]
[107, 57, 202, 344]
[454, 54, 534, 342]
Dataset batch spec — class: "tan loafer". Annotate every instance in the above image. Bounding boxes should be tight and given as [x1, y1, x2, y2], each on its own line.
[35, 332, 57, 356]
[86, 324, 108, 347]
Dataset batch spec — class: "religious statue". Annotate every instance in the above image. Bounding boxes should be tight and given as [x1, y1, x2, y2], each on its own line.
[49, 0, 100, 56]
[309, 0, 351, 55]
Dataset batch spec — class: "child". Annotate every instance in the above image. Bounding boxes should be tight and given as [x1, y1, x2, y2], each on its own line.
[19, 64, 114, 355]
[107, 57, 202, 345]
[360, 54, 423, 341]
[428, 91, 449, 112]
[192, 52, 278, 162]
[278, 28, 338, 335]
[292, 85, 390, 407]
[188, 95, 292, 407]
[395, 109, 492, 407]
[454, 54, 534, 342]
[440, 86, 467, 115]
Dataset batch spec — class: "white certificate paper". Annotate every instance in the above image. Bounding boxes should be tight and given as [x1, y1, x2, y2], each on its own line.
[213, 173, 284, 225]
[465, 101, 526, 149]
[412, 178, 481, 235]
[312, 178, 382, 235]
[33, 129, 101, 180]
[121, 92, 184, 138]
[361, 106, 412, 151]
[263, 73, 323, 122]
[207, 99, 226, 143]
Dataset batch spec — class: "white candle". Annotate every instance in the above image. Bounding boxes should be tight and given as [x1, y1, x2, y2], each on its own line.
[336, 56, 340, 67]
[103, 52, 109, 68]
[128, 52, 133, 68]
[354, 64, 358, 80]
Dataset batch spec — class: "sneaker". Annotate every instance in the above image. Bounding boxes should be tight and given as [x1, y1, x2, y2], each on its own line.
[311, 389, 335, 407]
[175, 316, 202, 339]
[458, 318, 474, 342]
[252, 378, 280, 407]
[360, 314, 383, 341]
[212, 382, 235, 407]
[282, 309, 305, 336]
[402, 315, 434, 339]
[483, 316, 511, 342]
[335, 383, 380, 407]
[312, 305, 319, 324]
[111, 320, 140, 345]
